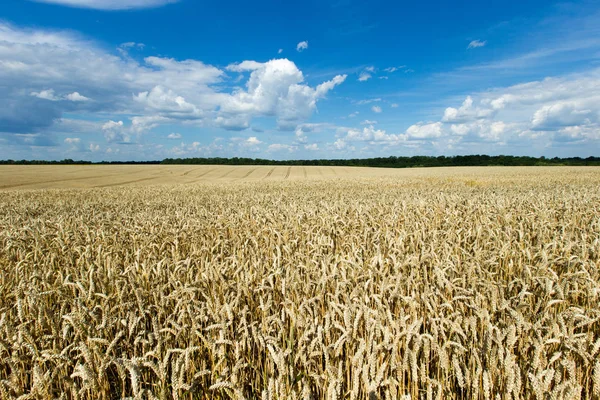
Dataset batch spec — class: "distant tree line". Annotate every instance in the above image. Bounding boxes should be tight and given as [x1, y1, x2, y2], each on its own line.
[161, 155, 600, 168]
[0, 159, 160, 165]
[1, 155, 600, 167]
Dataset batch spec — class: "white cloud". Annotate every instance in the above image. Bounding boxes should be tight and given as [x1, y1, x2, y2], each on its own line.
[557, 124, 600, 141]
[102, 120, 130, 143]
[358, 72, 372, 82]
[296, 41, 308, 52]
[89, 143, 100, 152]
[442, 96, 494, 123]
[131, 116, 170, 134]
[531, 101, 597, 130]
[371, 105, 382, 113]
[295, 128, 307, 143]
[361, 120, 377, 125]
[304, 143, 318, 150]
[449, 121, 508, 142]
[220, 59, 346, 129]
[28, 0, 178, 10]
[391, 103, 399, 108]
[345, 125, 404, 143]
[334, 124, 428, 151]
[468, 40, 487, 49]
[66, 92, 90, 102]
[167, 132, 182, 139]
[412, 68, 600, 149]
[333, 138, 347, 150]
[245, 136, 262, 146]
[31, 89, 90, 102]
[134, 86, 201, 118]
[31, 89, 59, 101]
[226, 60, 264, 72]
[214, 115, 250, 131]
[101, 118, 163, 143]
[406, 122, 443, 139]
[64, 137, 80, 144]
[278, 49, 283, 54]
[365, 66, 376, 72]
[348, 112, 359, 118]
[0, 23, 346, 141]
[315, 74, 347, 96]
[453, 70, 600, 140]
[102, 120, 123, 131]
[379, 76, 389, 80]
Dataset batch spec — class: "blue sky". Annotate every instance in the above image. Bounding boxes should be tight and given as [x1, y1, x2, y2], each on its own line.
[1, 0, 600, 161]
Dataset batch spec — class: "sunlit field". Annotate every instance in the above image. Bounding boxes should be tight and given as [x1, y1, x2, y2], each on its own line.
[1, 166, 599, 399]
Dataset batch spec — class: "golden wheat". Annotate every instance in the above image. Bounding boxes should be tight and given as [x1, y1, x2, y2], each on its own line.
[0, 167, 599, 399]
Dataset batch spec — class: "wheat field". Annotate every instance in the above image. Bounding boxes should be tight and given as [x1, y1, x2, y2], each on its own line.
[1, 166, 599, 399]
[0, 165, 417, 190]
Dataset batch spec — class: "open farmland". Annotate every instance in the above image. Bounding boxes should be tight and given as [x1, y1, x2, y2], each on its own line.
[0, 165, 430, 190]
[1, 166, 600, 399]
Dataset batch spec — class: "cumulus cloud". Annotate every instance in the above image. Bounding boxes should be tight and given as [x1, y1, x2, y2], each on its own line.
[167, 132, 182, 139]
[226, 136, 263, 152]
[442, 96, 494, 123]
[134, 86, 201, 118]
[449, 121, 508, 142]
[371, 105, 382, 113]
[31, 89, 90, 102]
[220, 59, 346, 129]
[358, 72, 372, 82]
[31, 89, 60, 101]
[29, 0, 179, 10]
[468, 40, 487, 49]
[304, 143, 318, 150]
[296, 41, 308, 52]
[100, 117, 164, 143]
[414, 68, 600, 149]
[66, 92, 90, 102]
[345, 125, 404, 143]
[0, 23, 345, 147]
[333, 139, 347, 150]
[131, 116, 170, 134]
[226, 60, 264, 72]
[531, 102, 597, 130]
[245, 136, 262, 146]
[406, 122, 443, 139]
[64, 137, 80, 144]
[334, 123, 445, 151]
[102, 120, 130, 143]
[214, 116, 250, 131]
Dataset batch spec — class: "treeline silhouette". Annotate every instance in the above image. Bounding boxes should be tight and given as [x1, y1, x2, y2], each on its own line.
[1, 155, 599, 167]
[0, 159, 160, 165]
[162, 155, 600, 167]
